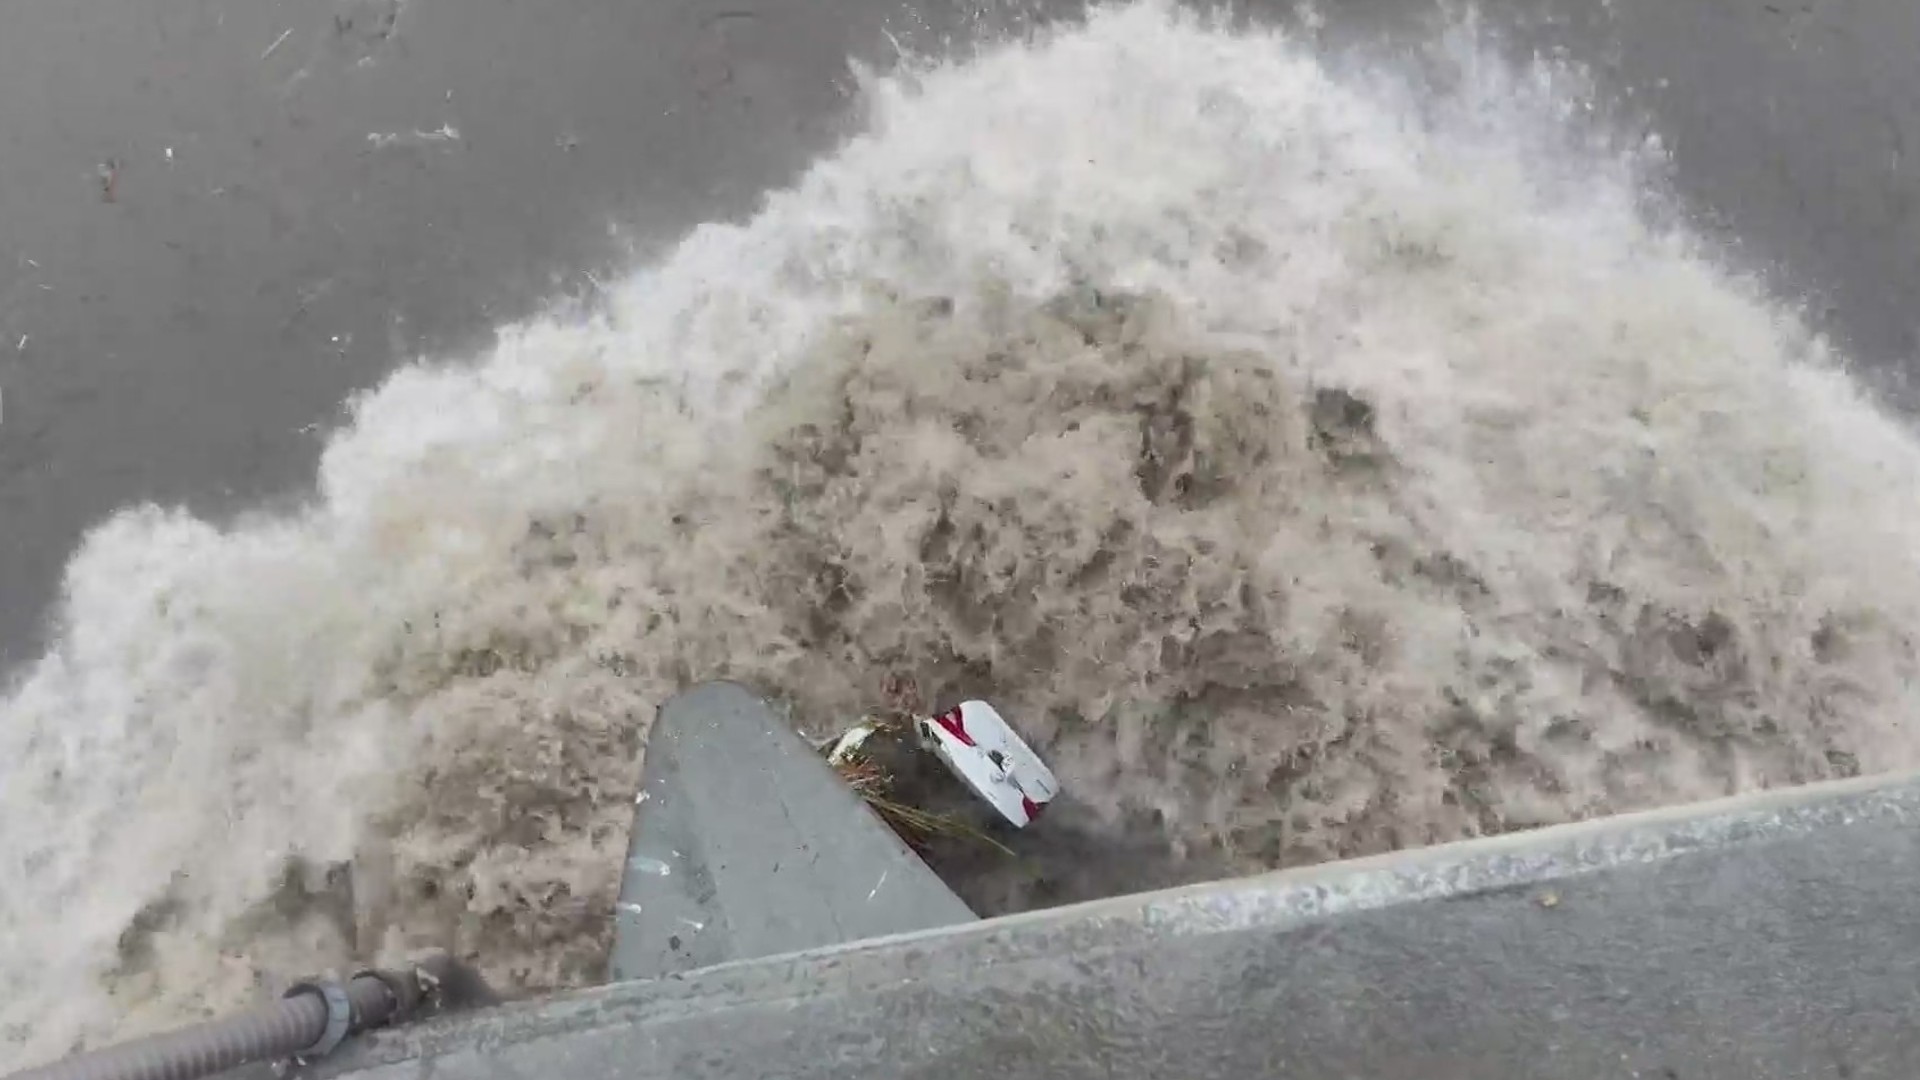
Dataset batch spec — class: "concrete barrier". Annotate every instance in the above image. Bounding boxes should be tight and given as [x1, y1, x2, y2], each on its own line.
[320, 726, 1920, 1078]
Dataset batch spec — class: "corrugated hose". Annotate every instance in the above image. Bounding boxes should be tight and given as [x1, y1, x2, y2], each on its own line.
[5, 953, 485, 1080]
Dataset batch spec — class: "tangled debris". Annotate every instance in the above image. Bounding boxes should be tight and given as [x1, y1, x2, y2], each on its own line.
[819, 677, 1015, 856]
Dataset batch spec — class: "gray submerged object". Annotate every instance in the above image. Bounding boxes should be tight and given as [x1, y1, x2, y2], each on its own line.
[304, 682, 1920, 1080]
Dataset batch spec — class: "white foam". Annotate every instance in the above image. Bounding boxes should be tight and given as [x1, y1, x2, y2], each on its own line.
[8, 1, 1920, 1063]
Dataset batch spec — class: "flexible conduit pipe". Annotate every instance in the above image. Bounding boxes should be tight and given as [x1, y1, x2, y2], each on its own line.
[5, 955, 463, 1080]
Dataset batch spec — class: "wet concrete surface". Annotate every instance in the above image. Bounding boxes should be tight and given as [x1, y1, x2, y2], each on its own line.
[3, 0, 1920, 667]
[314, 768, 1920, 1080]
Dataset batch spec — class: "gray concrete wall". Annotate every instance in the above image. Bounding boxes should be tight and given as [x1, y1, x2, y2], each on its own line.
[319, 769, 1920, 1079]
[609, 682, 973, 981]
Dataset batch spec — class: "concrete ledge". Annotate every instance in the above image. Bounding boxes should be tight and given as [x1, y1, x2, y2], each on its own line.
[607, 682, 973, 981]
[321, 768, 1920, 1079]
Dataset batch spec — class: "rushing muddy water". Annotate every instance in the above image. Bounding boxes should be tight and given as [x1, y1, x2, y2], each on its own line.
[8, 2, 1920, 1067]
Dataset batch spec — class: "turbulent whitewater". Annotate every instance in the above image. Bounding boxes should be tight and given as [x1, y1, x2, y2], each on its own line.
[7, 1, 1920, 1065]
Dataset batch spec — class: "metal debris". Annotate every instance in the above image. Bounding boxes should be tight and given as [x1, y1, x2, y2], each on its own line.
[826, 722, 880, 766]
[918, 701, 1060, 828]
[819, 686, 1018, 856]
